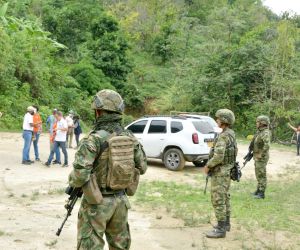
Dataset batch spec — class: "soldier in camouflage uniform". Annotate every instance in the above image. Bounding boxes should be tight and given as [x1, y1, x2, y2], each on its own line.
[252, 115, 270, 199]
[204, 109, 237, 238]
[68, 89, 147, 250]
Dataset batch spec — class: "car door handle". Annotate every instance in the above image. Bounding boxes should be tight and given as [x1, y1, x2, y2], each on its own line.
[160, 139, 164, 140]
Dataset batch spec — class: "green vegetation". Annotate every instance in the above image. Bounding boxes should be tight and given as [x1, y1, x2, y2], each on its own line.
[47, 187, 65, 195]
[30, 190, 39, 201]
[0, 0, 299, 140]
[134, 178, 300, 234]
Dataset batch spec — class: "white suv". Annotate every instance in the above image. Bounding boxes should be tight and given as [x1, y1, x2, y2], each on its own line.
[125, 115, 217, 171]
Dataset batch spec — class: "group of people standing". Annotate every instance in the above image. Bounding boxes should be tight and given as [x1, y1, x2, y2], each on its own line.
[21, 107, 82, 166]
[203, 111, 270, 239]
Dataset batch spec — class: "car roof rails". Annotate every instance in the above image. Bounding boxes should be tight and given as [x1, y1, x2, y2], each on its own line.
[142, 115, 187, 120]
[170, 111, 211, 117]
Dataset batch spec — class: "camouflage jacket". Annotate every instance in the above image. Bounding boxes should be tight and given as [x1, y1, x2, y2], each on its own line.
[207, 127, 237, 174]
[253, 127, 270, 161]
[69, 127, 147, 188]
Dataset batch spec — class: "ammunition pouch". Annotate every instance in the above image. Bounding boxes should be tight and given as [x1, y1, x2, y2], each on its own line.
[82, 173, 103, 205]
[230, 162, 242, 182]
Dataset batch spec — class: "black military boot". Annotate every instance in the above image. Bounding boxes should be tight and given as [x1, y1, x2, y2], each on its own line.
[213, 216, 230, 232]
[206, 221, 226, 238]
[252, 189, 259, 196]
[254, 191, 265, 199]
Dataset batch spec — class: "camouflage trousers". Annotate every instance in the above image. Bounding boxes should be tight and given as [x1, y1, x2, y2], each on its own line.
[77, 195, 131, 250]
[211, 174, 231, 221]
[255, 160, 268, 192]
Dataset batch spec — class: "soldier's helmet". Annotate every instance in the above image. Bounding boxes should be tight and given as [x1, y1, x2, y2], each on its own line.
[91, 89, 125, 114]
[256, 115, 270, 126]
[215, 109, 235, 125]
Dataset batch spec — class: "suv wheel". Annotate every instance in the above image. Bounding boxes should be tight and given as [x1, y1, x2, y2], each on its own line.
[163, 148, 185, 171]
[193, 160, 208, 168]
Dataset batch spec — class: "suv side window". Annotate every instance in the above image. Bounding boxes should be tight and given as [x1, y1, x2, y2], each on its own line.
[171, 121, 183, 133]
[127, 120, 147, 134]
[192, 121, 214, 134]
[148, 120, 167, 133]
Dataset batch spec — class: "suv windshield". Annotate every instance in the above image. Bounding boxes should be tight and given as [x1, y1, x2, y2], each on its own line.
[192, 121, 214, 134]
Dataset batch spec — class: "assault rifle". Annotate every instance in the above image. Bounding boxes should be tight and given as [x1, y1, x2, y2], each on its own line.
[56, 186, 83, 236]
[203, 171, 212, 194]
[242, 137, 255, 169]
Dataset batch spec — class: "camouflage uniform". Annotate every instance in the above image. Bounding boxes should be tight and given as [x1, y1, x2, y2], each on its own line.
[253, 126, 270, 193]
[207, 127, 237, 222]
[68, 90, 147, 250]
[206, 109, 236, 239]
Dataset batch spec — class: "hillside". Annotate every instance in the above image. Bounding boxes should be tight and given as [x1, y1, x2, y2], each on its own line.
[0, 0, 299, 139]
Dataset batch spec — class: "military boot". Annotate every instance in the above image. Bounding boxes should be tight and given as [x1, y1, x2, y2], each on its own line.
[213, 216, 230, 232]
[254, 191, 265, 199]
[206, 221, 226, 238]
[252, 189, 259, 196]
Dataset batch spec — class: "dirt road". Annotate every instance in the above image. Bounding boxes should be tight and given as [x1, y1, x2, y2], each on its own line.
[0, 132, 299, 250]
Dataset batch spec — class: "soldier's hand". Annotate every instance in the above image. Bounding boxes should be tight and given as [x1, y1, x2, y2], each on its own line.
[204, 165, 209, 174]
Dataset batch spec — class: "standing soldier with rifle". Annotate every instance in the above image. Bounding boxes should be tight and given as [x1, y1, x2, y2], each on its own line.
[203, 109, 237, 239]
[67, 89, 147, 250]
[252, 115, 270, 199]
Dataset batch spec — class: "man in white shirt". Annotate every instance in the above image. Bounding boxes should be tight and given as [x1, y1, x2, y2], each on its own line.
[22, 106, 35, 165]
[45, 111, 69, 167]
[66, 111, 75, 148]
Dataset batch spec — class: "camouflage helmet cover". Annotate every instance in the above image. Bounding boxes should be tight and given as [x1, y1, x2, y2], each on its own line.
[256, 115, 270, 126]
[215, 109, 235, 125]
[91, 89, 125, 114]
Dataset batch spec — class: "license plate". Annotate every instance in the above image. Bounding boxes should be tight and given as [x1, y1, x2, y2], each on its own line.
[207, 142, 213, 147]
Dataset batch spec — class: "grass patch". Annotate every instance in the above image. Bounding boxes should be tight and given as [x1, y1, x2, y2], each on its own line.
[48, 187, 66, 195]
[30, 190, 40, 201]
[134, 177, 300, 233]
[45, 239, 57, 247]
[0, 230, 5, 236]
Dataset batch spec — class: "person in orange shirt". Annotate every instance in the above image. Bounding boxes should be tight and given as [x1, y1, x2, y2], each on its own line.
[32, 105, 42, 161]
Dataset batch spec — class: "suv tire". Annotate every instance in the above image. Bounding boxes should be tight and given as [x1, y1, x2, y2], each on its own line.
[193, 160, 208, 168]
[163, 148, 185, 171]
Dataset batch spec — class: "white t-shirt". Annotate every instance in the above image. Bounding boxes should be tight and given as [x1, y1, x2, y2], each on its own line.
[23, 113, 33, 131]
[55, 118, 68, 142]
[65, 115, 74, 127]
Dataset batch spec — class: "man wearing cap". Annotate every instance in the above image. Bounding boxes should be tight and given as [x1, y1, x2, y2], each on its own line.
[252, 115, 271, 199]
[22, 106, 35, 165]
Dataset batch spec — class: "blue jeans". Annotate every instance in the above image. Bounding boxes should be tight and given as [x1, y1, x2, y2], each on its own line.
[47, 141, 68, 165]
[33, 132, 40, 160]
[22, 130, 32, 161]
[50, 140, 60, 162]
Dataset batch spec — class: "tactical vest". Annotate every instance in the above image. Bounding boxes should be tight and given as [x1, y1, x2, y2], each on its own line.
[224, 133, 236, 165]
[93, 130, 137, 192]
[210, 131, 236, 165]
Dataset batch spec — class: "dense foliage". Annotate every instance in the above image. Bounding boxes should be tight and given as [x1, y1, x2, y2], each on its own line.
[0, 0, 299, 140]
